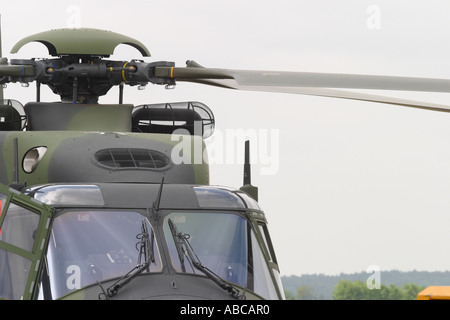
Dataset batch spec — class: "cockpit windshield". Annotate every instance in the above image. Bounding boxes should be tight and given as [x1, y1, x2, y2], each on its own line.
[43, 208, 281, 299]
[164, 212, 247, 286]
[46, 210, 161, 299]
[163, 211, 280, 299]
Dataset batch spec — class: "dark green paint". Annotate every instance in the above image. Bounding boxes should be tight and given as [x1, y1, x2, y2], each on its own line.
[11, 28, 150, 57]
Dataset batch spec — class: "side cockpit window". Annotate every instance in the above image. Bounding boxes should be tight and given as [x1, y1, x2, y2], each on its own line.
[1, 202, 40, 251]
[0, 186, 53, 300]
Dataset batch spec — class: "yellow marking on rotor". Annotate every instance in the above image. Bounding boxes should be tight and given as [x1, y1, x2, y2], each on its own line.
[122, 62, 128, 82]
[171, 67, 174, 78]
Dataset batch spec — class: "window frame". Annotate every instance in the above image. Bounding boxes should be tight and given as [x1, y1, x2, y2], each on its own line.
[0, 184, 54, 300]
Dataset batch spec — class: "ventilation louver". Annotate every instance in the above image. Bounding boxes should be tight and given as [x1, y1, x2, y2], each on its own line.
[95, 148, 171, 169]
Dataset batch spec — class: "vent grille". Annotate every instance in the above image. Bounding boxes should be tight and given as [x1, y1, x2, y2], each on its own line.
[95, 148, 171, 169]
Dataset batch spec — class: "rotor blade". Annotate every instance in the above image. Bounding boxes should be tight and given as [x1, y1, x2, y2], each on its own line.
[245, 86, 450, 113]
[158, 62, 450, 93]
[188, 77, 450, 112]
[154, 62, 450, 112]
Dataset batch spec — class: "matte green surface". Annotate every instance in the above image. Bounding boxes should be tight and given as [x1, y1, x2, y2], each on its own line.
[11, 28, 150, 57]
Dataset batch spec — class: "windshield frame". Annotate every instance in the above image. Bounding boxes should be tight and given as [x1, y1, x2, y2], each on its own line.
[38, 192, 284, 300]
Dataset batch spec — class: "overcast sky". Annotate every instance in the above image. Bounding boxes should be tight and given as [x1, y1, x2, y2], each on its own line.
[2, 0, 450, 277]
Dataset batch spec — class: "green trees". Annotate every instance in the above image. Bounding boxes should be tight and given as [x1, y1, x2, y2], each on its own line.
[282, 271, 443, 299]
[332, 280, 424, 300]
[284, 285, 319, 300]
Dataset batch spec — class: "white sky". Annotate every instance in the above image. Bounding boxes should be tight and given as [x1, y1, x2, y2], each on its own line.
[2, 0, 450, 277]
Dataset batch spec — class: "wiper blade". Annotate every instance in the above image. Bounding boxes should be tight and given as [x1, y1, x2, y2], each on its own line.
[168, 218, 244, 300]
[104, 219, 154, 298]
[168, 218, 188, 273]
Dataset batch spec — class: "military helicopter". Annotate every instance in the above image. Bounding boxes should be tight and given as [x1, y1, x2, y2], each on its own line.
[1, 21, 450, 301]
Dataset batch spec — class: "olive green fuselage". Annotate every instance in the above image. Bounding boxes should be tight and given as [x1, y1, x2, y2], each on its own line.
[0, 130, 209, 187]
[0, 101, 210, 187]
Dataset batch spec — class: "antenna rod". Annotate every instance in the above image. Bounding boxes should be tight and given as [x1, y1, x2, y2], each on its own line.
[243, 140, 251, 185]
[240, 140, 258, 201]
[153, 177, 165, 211]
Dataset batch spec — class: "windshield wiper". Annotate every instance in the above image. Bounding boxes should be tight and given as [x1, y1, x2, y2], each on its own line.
[103, 219, 154, 298]
[168, 218, 188, 273]
[168, 218, 244, 300]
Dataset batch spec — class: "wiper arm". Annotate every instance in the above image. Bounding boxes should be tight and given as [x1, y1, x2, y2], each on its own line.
[104, 220, 154, 298]
[168, 218, 244, 300]
[168, 218, 187, 273]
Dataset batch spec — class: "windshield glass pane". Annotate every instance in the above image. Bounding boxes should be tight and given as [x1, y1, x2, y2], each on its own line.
[164, 212, 248, 288]
[0, 248, 32, 300]
[194, 187, 245, 208]
[163, 211, 281, 299]
[251, 231, 279, 299]
[31, 185, 104, 206]
[47, 210, 161, 299]
[0, 202, 40, 252]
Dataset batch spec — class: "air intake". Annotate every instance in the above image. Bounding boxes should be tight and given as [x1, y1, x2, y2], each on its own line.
[94, 148, 171, 169]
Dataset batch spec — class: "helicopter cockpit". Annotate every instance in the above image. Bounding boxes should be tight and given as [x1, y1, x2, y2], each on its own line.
[2, 183, 285, 300]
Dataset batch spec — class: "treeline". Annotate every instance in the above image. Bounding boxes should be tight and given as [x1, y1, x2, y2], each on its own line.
[286, 280, 424, 300]
[332, 281, 423, 300]
[282, 270, 450, 300]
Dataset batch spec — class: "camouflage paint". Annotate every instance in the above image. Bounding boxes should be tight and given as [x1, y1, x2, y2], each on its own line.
[0, 131, 209, 187]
